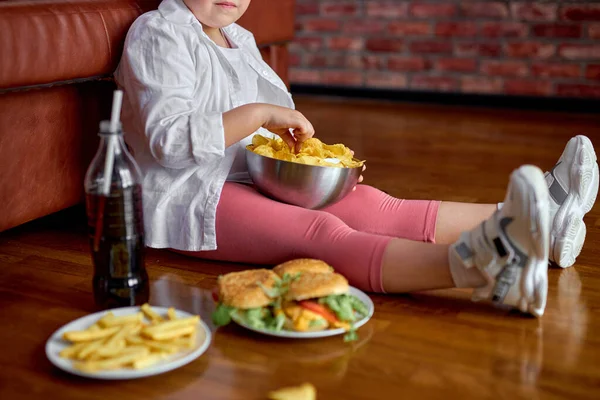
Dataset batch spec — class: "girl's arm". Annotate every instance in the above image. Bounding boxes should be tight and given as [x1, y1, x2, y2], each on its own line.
[116, 23, 313, 169]
[223, 103, 314, 153]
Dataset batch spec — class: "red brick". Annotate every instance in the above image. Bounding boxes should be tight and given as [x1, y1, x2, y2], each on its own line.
[410, 75, 458, 92]
[296, 1, 318, 16]
[290, 68, 322, 84]
[289, 52, 302, 67]
[505, 80, 552, 96]
[532, 23, 582, 38]
[410, 40, 453, 54]
[365, 72, 407, 89]
[435, 22, 478, 37]
[461, 2, 508, 19]
[362, 55, 385, 70]
[531, 63, 581, 79]
[436, 58, 478, 73]
[461, 76, 504, 94]
[482, 60, 529, 77]
[560, 5, 600, 22]
[301, 18, 341, 32]
[556, 84, 600, 98]
[327, 54, 351, 69]
[456, 42, 502, 57]
[366, 38, 404, 53]
[511, 2, 557, 21]
[330, 55, 384, 70]
[481, 22, 529, 38]
[343, 20, 385, 34]
[409, 3, 457, 18]
[366, 1, 408, 18]
[388, 22, 432, 36]
[290, 36, 323, 51]
[506, 42, 555, 58]
[587, 65, 600, 81]
[321, 1, 359, 17]
[326, 37, 363, 51]
[322, 71, 363, 86]
[387, 56, 430, 72]
[559, 44, 600, 60]
[305, 54, 327, 68]
[590, 24, 600, 39]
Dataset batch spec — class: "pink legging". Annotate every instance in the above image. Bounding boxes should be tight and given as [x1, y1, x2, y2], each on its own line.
[187, 183, 440, 293]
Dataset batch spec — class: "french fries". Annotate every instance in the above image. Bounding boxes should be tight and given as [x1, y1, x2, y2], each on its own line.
[141, 304, 163, 323]
[59, 304, 200, 372]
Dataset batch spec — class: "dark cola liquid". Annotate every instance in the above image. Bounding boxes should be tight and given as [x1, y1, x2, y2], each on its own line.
[86, 184, 149, 309]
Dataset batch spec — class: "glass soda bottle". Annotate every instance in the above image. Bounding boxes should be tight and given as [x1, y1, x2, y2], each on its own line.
[84, 120, 149, 309]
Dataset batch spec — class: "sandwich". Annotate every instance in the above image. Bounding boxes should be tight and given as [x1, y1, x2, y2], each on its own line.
[211, 259, 368, 342]
[211, 269, 287, 331]
[273, 259, 368, 341]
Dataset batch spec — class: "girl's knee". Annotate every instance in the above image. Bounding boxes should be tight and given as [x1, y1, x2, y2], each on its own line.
[304, 212, 353, 241]
[353, 184, 387, 200]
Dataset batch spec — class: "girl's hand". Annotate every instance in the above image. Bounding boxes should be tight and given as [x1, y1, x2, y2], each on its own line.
[353, 164, 366, 191]
[351, 150, 365, 191]
[260, 105, 315, 153]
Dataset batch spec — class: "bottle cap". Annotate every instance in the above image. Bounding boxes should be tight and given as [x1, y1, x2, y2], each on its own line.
[99, 120, 122, 134]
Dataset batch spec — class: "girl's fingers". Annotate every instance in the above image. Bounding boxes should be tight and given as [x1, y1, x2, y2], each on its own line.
[278, 129, 296, 151]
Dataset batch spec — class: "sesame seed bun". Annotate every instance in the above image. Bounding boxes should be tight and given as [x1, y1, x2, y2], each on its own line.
[273, 259, 334, 277]
[285, 272, 349, 301]
[217, 269, 279, 309]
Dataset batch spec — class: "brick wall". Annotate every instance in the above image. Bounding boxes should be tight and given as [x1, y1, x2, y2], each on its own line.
[290, 1, 600, 98]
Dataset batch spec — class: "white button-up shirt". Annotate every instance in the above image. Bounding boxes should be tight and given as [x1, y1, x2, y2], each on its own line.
[114, 0, 294, 251]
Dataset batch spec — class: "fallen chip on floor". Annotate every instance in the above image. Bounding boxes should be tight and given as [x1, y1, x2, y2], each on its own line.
[267, 383, 317, 400]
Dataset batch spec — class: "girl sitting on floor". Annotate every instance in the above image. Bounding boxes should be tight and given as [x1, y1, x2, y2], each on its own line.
[115, 0, 599, 317]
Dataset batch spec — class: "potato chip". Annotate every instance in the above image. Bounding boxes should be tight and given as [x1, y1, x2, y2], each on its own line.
[274, 150, 295, 162]
[247, 134, 364, 169]
[296, 155, 321, 165]
[271, 138, 287, 152]
[299, 138, 325, 157]
[253, 145, 275, 158]
[323, 143, 349, 157]
[252, 134, 271, 147]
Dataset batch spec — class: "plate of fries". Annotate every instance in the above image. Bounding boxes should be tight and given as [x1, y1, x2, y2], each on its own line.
[45, 304, 211, 379]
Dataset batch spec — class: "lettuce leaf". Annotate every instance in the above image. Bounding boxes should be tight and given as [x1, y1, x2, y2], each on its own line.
[212, 303, 235, 326]
[319, 294, 367, 322]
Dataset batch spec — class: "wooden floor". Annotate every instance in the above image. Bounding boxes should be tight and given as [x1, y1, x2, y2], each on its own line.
[1, 96, 600, 399]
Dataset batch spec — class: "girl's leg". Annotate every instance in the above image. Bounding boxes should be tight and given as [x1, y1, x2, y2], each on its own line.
[183, 165, 550, 317]
[179, 183, 456, 293]
[322, 185, 496, 244]
[434, 202, 496, 244]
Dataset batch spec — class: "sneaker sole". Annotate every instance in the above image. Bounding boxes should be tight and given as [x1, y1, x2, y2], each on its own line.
[552, 135, 599, 268]
[513, 166, 550, 317]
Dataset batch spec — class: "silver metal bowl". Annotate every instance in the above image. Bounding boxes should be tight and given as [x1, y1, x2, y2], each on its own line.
[246, 149, 362, 209]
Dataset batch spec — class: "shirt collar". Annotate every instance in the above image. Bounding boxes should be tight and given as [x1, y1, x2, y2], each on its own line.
[159, 0, 253, 44]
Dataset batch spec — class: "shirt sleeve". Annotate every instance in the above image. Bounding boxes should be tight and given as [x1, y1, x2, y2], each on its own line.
[117, 20, 225, 169]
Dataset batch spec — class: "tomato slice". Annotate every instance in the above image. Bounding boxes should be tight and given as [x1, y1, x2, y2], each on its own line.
[298, 301, 338, 323]
[211, 287, 219, 302]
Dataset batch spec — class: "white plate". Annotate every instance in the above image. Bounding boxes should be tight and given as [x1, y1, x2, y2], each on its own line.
[230, 286, 374, 339]
[45, 306, 211, 380]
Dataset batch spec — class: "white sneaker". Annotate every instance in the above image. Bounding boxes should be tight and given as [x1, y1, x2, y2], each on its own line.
[546, 135, 599, 268]
[450, 166, 550, 317]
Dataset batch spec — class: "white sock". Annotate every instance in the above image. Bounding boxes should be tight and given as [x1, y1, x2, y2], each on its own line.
[497, 202, 503, 210]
